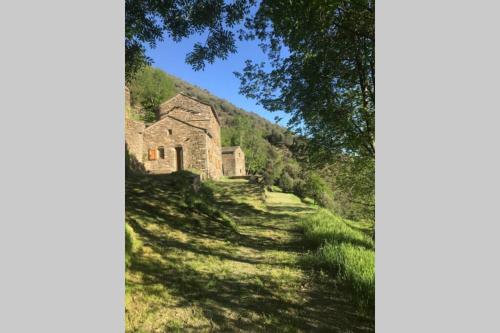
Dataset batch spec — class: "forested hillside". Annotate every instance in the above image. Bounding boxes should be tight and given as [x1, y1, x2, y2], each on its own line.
[127, 66, 374, 222]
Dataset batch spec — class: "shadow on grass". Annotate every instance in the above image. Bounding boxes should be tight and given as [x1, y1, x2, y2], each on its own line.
[126, 174, 374, 332]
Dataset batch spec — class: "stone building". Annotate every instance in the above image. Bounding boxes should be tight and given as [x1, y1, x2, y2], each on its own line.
[125, 89, 237, 180]
[221, 146, 246, 177]
[125, 86, 145, 171]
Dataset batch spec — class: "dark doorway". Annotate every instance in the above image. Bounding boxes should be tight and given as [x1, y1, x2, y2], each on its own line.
[175, 147, 183, 171]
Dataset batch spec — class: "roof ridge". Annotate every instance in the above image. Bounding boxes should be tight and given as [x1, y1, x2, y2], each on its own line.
[160, 93, 221, 125]
[144, 114, 211, 138]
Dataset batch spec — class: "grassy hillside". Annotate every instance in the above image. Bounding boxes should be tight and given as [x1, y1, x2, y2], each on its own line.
[127, 66, 374, 222]
[125, 173, 375, 332]
[128, 67, 293, 145]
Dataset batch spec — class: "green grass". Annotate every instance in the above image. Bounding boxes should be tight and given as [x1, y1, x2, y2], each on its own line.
[126, 173, 374, 332]
[125, 223, 142, 268]
[302, 209, 374, 250]
[265, 189, 305, 207]
[301, 209, 375, 311]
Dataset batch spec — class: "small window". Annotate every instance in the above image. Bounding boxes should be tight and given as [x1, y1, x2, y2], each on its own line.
[158, 147, 165, 159]
[168, 129, 173, 135]
[148, 148, 157, 161]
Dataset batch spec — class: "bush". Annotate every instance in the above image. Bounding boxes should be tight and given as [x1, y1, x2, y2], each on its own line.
[262, 171, 274, 187]
[293, 179, 307, 198]
[278, 172, 294, 192]
[298, 171, 335, 209]
[249, 175, 259, 184]
[128, 66, 176, 121]
[327, 156, 375, 221]
[282, 162, 301, 179]
[317, 191, 335, 210]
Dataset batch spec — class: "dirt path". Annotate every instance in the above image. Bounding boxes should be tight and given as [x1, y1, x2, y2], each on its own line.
[126, 178, 374, 332]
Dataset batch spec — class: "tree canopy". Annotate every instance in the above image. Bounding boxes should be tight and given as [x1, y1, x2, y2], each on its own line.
[125, 0, 256, 82]
[126, 0, 375, 160]
[128, 66, 176, 122]
[236, 0, 375, 160]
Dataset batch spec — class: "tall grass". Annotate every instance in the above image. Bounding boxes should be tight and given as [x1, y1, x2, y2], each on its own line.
[301, 209, 374, 310]
[125, 223, 142, 268]
[302, 209, 374, 250]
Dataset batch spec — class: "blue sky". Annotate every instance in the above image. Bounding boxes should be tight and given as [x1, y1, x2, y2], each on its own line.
[145, 34, 290, 126]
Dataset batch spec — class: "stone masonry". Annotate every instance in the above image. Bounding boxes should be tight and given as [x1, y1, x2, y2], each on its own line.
[221, 146, 246, 177]
[125, 86, 145, 169]
[125, 118, 145, 164]
[125, 89, 237, 180]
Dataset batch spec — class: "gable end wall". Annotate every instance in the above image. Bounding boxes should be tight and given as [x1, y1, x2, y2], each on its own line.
[126, 92, 223, 180]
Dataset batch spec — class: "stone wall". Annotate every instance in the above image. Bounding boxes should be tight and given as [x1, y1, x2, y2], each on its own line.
[125, 92, 223, 180]
[222, 147, 246, 176]
[142, 115, 208, 175]
[234, 147, 246, 176]
[157, 94, 223, 180]
[222, 152, 236, 176]
[125, 118, 145, 166]
[159, 93, 219, 123]
[205, 113, 223, 179]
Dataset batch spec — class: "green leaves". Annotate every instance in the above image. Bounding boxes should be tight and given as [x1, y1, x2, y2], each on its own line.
[128, 66, 176, 121]
[235, 0, 375, 221]
[221, 115, 271, 174]
[237, 0, 375, 159]
[125, 0, 256, 78]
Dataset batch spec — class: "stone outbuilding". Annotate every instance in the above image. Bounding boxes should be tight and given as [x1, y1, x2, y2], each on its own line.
[126, 89, 243, 180]
[221, 146, 246, 177]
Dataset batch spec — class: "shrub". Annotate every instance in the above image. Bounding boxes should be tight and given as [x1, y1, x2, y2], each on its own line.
[282, 162, 301, 179]
[293, 179, 307, 198]
[129, 66, 176, 121]
[278, 172, 294, 193]
[301, 172, 335, 209]
[327, 156, 375, 221]
[249, 175, 259, 184]
[317, 191, 335, 210]
[262, 171, 274, 187]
